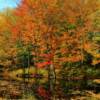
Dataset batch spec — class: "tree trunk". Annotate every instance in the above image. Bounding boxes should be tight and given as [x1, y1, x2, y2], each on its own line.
[49, 64, 56, 99]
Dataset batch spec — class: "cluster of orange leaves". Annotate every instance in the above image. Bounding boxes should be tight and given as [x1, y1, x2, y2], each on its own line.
[10, 0, 100, 67]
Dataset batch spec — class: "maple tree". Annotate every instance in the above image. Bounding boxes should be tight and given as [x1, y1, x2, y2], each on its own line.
[9, 0, 100, 77]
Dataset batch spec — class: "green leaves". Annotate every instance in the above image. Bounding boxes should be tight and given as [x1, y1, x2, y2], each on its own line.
[67, 23, 76, 30]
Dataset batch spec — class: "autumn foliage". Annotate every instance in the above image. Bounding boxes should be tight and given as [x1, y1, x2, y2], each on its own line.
[0, 0, 99, 74]
[9, 0, 100, 68]
[0, 0, 100, 99]
[37, 86, 50, 100]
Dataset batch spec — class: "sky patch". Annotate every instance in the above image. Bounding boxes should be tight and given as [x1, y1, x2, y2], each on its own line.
[0, 0, 20, 11]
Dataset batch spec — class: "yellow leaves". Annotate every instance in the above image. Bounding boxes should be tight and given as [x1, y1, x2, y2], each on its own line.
[93, 79, 100, 84]
[94, 54, 100, 58]
[2, 60, 12, 67]
[91, 52, 100, 65]
[92, 59, 100, 65]
[0, 49, 6, 57]
[81, 41, 100, 65]
[42, 0, 57, 7]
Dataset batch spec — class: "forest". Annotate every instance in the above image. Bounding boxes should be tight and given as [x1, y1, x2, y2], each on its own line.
[0, 0, 100, 99]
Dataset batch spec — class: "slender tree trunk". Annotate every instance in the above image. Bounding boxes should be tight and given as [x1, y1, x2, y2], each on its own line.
[27, 47, 30, 82]
[48, 63, 56, 99]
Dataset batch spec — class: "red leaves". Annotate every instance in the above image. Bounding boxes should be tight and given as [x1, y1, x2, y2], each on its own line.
[12, 26, 19, 34]
[36, 53, 53, 68]
[37, 86, 47, 96]
[37, 86, 50, 100]
[36, 61, 52, 68]
[11, 26, 20, 41]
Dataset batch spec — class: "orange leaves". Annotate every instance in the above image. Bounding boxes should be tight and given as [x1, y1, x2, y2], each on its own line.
[11, 26, 20, 41]
[69, 55, 83, 62]
[12, 26, 20, 34]
[9, 0, 100, 68]
[58, 55, 83, 63]
[40, 24, 48, 34]
[36, 61, 52, 68]
[68, 18, 76, 24]
[40, 53, 53, 59]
